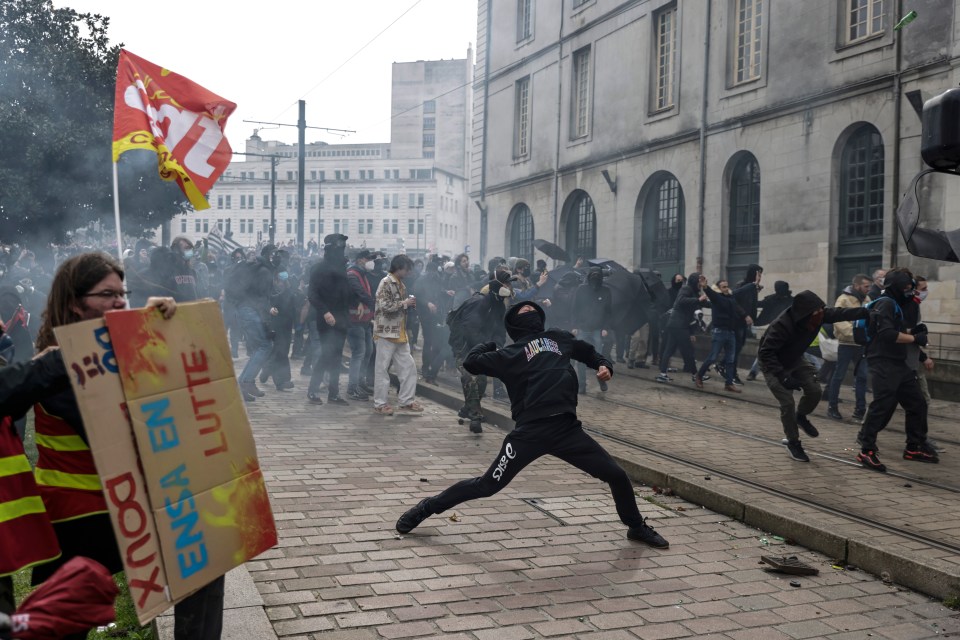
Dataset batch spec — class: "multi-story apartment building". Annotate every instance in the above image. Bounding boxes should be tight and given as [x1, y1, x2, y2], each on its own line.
[469, 0, 960, 323]
[176, 54, 473, 260]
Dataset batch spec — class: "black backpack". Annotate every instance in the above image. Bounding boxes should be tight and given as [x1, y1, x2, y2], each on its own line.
[853, 298, 902, 346]
[224, 261, 255, 304]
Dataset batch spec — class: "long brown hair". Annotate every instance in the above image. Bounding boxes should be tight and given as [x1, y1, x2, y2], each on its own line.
[35, 253, 124, 350]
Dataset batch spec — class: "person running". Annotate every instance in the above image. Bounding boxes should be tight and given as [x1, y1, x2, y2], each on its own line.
[395, 302, 669, 549]
[758, 290, 869, 462]
[856, 269, 939, 471]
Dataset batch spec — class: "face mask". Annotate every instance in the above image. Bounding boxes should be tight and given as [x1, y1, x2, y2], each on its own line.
[918, 290, 928, 302]
[509, 310, 544, 338]
[183, 250, 194, 260]
[364, 261, 375, 271]
[278, 271, 289, 281]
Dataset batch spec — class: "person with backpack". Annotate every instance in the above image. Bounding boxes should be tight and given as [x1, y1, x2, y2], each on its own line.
[855, 269, 939, 471]
[825, 274, 872, 421]
[345, 250, 376, 400]
[447, 273, 512, 433]
[758, 291, 869, 463]
[394, 302, 669, 550]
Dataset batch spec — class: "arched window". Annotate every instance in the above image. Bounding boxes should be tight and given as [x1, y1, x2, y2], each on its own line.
[507, 204, 534, 264]
[640, 174, 685, 276]
[836, 124, 884, 295]
[728, 153, 760, 281]
[565, 191, 597, 260]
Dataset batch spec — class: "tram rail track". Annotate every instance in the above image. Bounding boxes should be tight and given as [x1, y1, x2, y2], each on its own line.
[618, 365, 960, 448]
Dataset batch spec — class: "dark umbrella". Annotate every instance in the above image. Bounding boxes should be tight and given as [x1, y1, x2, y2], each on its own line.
[587, 258, 629, 273]
[603, 268, 650, 330]
[635, 269, 671, 313]
[534, 239, 571, 263]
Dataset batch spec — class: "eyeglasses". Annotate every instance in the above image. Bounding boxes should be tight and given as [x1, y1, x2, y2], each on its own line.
[82, 289, 131, 300]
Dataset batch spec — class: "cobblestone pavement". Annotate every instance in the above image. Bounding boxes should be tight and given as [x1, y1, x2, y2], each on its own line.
[243, 367, 960, 639]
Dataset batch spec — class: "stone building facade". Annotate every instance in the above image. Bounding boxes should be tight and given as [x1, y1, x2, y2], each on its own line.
[469, 0, 960, 327]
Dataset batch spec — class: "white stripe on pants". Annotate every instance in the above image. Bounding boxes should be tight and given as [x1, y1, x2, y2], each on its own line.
[374, 339, 418, 407]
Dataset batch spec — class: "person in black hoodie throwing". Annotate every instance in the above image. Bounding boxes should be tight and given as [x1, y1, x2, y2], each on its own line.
[758, 291, 868, 462]
[395, 301, 669, 548]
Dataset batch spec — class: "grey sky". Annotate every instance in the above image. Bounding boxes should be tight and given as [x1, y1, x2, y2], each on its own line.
[53, 0, 478, 149]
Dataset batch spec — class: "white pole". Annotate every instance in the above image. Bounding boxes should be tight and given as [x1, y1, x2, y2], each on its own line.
[112, 162, 123, 259]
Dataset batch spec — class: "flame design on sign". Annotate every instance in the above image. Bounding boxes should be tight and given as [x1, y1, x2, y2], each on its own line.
[108, 311, 169, 394]
[204, 459, 277, 563]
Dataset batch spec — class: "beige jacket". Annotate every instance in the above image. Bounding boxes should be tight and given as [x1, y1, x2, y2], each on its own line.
[374, 273, 407, 339]
[833, 290, 870, 344]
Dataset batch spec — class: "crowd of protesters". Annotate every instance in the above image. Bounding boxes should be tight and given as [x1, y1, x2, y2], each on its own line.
[0, 229, 947, 639]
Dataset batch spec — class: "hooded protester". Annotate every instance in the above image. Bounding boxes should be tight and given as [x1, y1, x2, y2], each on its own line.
[728, 263, 763, 384]
[169, 236, 200, 302]
[825, 274, 871, 421]
[758, 290, 868, 463]
[756, 281, 795, 327]
[414, 257, 446, 384]
[657, 273, 706, 383]
[345, 250, 377, 400]
[447, 273, 512, 432]
[573, 267, 613, 393]
[259, 264, 297, 392]
[236, 244, 279, 401]
[855, 269, 939, 471]
[546, 271, 582, 330]
[394, 302, 669, 550]
[307, 234, 356, 406]
[221, 247, 248, 359]
[448, 253, 474, 307]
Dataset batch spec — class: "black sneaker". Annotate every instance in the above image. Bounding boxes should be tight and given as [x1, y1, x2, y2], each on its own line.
[786, 440, 810, 462]
[700, 374, 711, 382]
[276, 381, 295, 391]
[796, 414, 819, 438]
[851, 409, 865, 421]
[307, 392, 323, 405]
[746, 371, 757, 381]
[627, 522, 669, 548]
[826, 406, 843, 421]
[903, 443, 939, 463]
[655, 373, 671, 383]
[732, 375, 743, 386]
[857, 450, 887, 472]
[347, 389, 368, 401]
[396, 498, 433, 533]
[469, 419, 482, 434]
[359, 383, 374, 395]
[327, 395, 349, 406]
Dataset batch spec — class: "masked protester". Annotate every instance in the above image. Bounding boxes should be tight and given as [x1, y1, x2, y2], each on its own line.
[414, 258, 446, 384]
[657, 273, 705, 383]
[236, 245, 278, 401]
[258, 268, 296, 391]
[855, 269, 939, 471]
[307, 234, 356, 406]
[446, 274, 512, 432]
[344, 250, 377, 400]
[758, 291, 868, 463]
[169, 236, 200, 302]
[394, 302, 669, 550]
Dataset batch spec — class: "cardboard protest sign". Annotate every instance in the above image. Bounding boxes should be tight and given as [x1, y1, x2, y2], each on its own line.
[54, 319, 176, 625]
[103, 301, 276, 600]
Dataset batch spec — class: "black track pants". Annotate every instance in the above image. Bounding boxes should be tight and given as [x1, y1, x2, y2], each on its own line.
[425, 414, 645, 528]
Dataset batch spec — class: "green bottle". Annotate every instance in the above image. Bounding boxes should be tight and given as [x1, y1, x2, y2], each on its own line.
[894, 10, 918, 31]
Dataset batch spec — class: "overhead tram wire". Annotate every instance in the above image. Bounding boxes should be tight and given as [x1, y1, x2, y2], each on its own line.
[264, 0, 425, 126]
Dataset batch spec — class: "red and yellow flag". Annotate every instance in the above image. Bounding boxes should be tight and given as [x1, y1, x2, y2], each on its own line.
[112, 50, 236, 211]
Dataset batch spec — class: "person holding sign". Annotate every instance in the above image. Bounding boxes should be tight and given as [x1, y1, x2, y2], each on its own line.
[6, 252, 224, 640]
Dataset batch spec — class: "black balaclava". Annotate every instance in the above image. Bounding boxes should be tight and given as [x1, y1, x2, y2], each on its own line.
[505, 302, 546, 341]
[587, 267, 604, 289]
[774, 280, 790, 296]
[323, 234, 348, 265]
[671, 273, 684, 290]
[883, 271, 915, 306]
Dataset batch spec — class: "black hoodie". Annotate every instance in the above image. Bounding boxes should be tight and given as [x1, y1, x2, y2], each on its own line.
[463, 302, 613, 424]
[757, 290, 868, 379]
[666, 273, 703, 329]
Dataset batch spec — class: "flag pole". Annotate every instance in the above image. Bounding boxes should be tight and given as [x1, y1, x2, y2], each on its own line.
[113, 162, 123, 260]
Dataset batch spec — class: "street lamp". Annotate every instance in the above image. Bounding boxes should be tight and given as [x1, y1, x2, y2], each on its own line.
[316, 177, 323, 252]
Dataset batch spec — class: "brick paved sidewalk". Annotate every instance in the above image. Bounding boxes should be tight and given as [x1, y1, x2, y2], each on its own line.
[244, 379, 959, 639]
